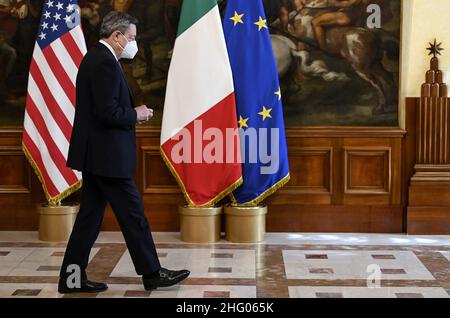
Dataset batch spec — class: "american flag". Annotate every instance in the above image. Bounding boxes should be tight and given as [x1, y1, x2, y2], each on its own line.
[22, 0, 87, 204]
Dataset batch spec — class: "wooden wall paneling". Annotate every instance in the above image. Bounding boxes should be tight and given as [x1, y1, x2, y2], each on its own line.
[344, 147, 391, 194]
[0, 130, 44, 229]
[269, 137, 333, 206]
[265, 205, 404, 233]
[141, 145, 179, 194]
[404, 98, 418, 229]
[0, 146, 31, 194]
[0, 127, 407, 233]
[265, 128, 405, 233]
[342, 142, 391, 206]
[406, 54, 450, 234]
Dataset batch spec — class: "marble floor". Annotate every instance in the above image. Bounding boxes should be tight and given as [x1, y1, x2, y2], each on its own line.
[1, 232, 450, 298]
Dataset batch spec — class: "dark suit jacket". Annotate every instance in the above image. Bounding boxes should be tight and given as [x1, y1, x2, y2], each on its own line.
[67, 42, 138, 178]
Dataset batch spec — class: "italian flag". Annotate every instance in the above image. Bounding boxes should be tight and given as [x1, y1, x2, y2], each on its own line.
[161, 0, 242, 207]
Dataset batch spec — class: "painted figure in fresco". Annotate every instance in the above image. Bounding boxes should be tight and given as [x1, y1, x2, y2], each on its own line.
[79, 0, 113, 48]
[128, 0, 164, 81]
[5, 0, 42, 90]
[271, 0, 398, 114]
[0, 0, 17, 35]
[0, 31, 15, 76]
[280, 0, 305, 33]
[0, 0, 34, 99]
[311, 0, 366, 51]
[163, 0, 180, 49]
[0, 0, 17, 82]
[111, 0, 132, 12]
[0, 31, 16, 99]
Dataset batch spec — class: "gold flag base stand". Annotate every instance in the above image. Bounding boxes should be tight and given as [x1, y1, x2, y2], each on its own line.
[38, 203, 79, 242]
[224, 205, 267, 243]
[179, 205, 222, 243]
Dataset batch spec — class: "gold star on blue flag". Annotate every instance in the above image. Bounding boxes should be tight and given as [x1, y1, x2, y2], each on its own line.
[223, 0, 290, 206]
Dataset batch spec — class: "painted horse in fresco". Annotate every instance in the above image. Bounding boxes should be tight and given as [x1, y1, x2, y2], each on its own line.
[271, 0, 399, 114]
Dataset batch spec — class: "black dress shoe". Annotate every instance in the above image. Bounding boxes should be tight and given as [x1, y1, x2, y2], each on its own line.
[58, 279, 108, 294]
[143, 268, 190, 290]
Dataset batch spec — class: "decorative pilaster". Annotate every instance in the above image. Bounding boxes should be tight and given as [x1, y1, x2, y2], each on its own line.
[408, 40, 450, 234]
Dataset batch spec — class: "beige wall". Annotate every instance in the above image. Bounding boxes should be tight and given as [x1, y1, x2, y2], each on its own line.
[400, 0, 450, 128]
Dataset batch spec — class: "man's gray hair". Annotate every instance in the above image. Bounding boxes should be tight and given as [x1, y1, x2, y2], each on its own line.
[99, 11, 138, 38]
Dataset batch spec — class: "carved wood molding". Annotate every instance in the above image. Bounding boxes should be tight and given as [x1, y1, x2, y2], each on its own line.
[0, 126, 408, 139]
[344, 147, 392, 195]
[134, 127, 407, 139]
[0, 146, 31, 194]
[407, 40, 450, 234]
[282, 146, 333, 194]
[140, 145, 180, 194]
[415, 41, 450, 168]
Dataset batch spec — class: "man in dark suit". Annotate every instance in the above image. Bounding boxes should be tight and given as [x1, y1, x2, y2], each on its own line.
[58, 11, 189, 294]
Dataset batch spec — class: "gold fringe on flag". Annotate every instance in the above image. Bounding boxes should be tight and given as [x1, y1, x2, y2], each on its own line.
[160, 147, 243, 208]
[22, 142, 82, 206]
[230, 173, 290, 207]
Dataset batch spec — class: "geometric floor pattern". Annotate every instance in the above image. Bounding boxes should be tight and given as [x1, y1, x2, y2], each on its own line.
[1, 232, 450, 298]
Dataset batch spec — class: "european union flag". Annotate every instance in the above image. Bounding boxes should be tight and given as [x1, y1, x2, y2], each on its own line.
[223, 0, 290, 206]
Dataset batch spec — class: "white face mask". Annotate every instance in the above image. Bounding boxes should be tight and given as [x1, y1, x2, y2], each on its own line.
[117, 32, 138, 59]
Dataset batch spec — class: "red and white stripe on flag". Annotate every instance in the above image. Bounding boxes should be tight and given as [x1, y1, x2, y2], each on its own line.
[22, 0, 86, 204]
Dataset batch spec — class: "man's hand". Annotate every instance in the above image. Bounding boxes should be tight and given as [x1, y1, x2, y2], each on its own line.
[134, 105, 153, 124]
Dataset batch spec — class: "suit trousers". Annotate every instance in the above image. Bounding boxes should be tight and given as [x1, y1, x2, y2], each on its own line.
[59, 172, 161, 280]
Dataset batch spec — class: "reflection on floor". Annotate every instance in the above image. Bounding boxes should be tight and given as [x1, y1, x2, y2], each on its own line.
[1, 232, 450, 298]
